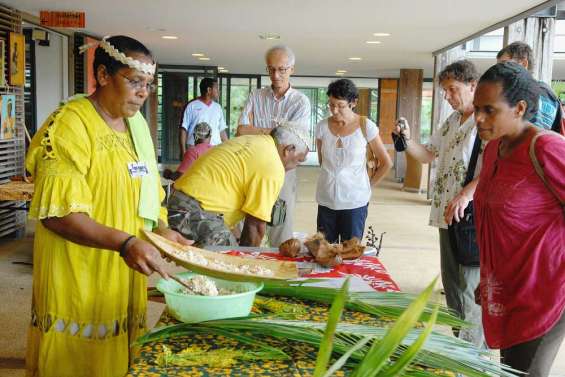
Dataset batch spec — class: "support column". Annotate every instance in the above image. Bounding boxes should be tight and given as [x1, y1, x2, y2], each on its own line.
[397, 69, 424, 189]
[378, 79, 398, 175]
[504, 17, 555, 85]
[356, 88, 370, 117]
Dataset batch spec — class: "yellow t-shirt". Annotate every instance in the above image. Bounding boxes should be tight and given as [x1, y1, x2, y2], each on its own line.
[174, 135, 285, 226]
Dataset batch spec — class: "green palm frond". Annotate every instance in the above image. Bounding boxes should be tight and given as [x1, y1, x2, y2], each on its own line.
[137, 316, 515, 376]
[313, 278, 350, 377]
[261, 279, 466, 327]
[352, 278, 437, 377]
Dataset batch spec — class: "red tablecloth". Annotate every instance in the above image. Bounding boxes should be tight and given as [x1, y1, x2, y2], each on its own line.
[224, 251, 400, 292]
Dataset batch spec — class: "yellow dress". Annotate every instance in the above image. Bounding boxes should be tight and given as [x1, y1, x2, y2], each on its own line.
[25, 98, 166, 377]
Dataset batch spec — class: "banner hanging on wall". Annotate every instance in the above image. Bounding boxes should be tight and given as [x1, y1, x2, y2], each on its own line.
[40, 11, 85, 28]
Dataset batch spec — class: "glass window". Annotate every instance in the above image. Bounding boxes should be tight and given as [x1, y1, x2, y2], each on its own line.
[420, 82, 433, 144]
[555, 20, 565, 53]
[228, 77, 257, 138]
[369, 89, 379, 124]
[467, 28, 504, 52]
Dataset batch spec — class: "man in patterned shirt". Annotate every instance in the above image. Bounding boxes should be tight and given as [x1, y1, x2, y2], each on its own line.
[393, 60, 486, 348]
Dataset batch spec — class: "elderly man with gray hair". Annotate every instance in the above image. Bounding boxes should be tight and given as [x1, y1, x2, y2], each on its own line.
[169, 122, 309, 247]
[237, 45, 311, 247]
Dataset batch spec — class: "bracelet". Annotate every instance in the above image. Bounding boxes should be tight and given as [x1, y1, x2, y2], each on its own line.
[119, 235, 136, 258]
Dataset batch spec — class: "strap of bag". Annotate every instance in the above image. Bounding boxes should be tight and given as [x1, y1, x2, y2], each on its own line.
[529, 130, 564, 206]
[463, 133, 482, 187]
[359, 115, 369, 142]
[359, 116, 377, 169]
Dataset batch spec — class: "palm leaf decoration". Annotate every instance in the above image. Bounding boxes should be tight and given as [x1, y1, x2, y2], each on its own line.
[313, 277, 350, 377]
[137, 305, 516, 375]
[350, 278, 438, 377]
[260, 279, 465, 327]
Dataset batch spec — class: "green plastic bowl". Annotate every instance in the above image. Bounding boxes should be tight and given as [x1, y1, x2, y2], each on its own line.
[156, 272, 263, 323]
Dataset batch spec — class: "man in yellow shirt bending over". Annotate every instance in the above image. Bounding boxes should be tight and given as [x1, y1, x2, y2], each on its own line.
[169, 121, 309, 247]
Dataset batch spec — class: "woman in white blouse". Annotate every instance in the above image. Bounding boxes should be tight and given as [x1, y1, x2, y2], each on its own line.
[316, 79, 392, 243]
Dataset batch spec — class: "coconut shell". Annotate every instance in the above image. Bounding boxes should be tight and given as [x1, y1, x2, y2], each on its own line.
[279, 238, 302, 258]
[340, 237, 365, 260]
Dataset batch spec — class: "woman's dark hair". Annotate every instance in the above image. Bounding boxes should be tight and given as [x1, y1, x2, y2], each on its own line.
[438, 59, 479, 84]
[93, 35, 153, 80]
[478, 61, 540, 119]
[327, 79, 358, 103]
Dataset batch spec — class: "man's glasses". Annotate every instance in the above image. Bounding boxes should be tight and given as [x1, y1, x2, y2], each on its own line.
[266, 66, 292, 75]
[118, 72, 157, 93]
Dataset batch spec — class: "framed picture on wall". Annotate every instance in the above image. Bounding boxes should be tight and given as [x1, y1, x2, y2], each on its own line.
[0, 40, 5, 87]
[0, 95, 16, 139]
[8, 32, 25, 86]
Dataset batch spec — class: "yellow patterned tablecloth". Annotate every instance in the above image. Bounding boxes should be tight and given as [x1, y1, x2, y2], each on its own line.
[127, 297, 391, 377]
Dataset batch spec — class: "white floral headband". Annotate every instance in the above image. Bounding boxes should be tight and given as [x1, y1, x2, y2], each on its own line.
[79, 36, 156, 75]
[277, 121, 310, 150]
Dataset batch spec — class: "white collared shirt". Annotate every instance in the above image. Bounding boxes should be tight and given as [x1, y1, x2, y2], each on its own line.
[426, 111, 484, 229]
[238, 86, 311, 129]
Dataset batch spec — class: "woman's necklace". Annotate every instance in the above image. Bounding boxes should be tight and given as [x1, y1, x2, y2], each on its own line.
[91, 98, 138, 162]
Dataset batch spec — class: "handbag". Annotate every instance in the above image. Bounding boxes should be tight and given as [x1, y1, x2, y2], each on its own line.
[529, 130, 565, 215]
[359, 116, 379, 181]
[448, 134, 482, 267]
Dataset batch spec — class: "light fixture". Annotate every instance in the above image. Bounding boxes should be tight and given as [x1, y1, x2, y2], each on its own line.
[192, 53, 205, 57]
[335, 72, 345, 75]
[366, 40, 381, 44]
[161, 35, 178, 40]
[348, 57, 362, 61]
[373, 32, 390, 37]
[258, 33, 281, 40]
[218, 67, 225, 70]
[336, 70, 347, 73]
[219, 69, 229, 73]
[198, 57, 211, 61]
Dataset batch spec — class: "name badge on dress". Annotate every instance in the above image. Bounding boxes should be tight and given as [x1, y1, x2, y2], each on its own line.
[127, 162, 149, 178]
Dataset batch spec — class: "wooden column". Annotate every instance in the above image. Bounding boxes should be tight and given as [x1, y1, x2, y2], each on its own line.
[356, 88, 370, 117]
[146, 90, 159, 155]
[504, 17, 556, 85]
[378, 79, 398, 168]
[397, 69, 424, 190]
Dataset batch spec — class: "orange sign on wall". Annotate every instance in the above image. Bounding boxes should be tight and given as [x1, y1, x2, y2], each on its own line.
[40, 11, 85, 28]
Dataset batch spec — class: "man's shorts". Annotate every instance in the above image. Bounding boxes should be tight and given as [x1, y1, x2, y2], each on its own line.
[167, 190, 237, 247]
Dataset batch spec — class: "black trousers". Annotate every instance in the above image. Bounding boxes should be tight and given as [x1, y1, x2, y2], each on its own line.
[501, 309, 565, 377]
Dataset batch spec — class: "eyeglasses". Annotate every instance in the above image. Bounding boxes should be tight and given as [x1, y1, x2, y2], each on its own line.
[118, 72, 157, 93]
[266, 66, 292, 75]
[327, 102, 351, 110]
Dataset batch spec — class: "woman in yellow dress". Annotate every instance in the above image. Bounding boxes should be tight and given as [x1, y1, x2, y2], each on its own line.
[25, 35, 189, 377]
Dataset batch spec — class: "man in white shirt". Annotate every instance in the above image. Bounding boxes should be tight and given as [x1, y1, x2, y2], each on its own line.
[393, 60, 486, 348]
[237, 45, 311, 247]
[179, 77, 228, 158]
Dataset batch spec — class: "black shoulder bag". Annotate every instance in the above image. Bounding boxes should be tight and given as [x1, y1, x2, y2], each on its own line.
[447, 134, 482, 267]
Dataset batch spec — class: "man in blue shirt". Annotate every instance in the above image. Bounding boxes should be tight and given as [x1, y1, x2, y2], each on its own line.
[497, 41, 562, 133]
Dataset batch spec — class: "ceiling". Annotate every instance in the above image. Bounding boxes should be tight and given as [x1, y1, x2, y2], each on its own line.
[9, 0, 550, 77]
